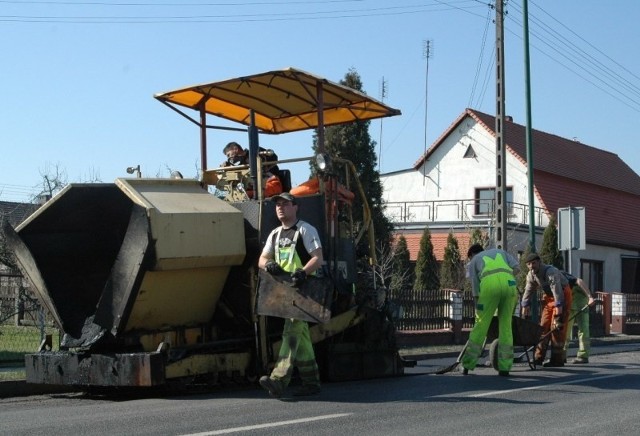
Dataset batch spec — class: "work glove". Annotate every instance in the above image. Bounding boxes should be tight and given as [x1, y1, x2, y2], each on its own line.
[553, 315, 563, 331]
[265, 261, 284, 275]
[291, 268, 307, 286]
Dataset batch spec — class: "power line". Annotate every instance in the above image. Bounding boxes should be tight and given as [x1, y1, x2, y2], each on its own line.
[0, 1, 487, 24]
[467, 3, 492, 108]
[0, 184, 38, 203]
[507, 0, 640, 112]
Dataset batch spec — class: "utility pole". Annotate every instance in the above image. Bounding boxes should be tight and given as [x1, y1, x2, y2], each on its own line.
[494, 1, 507, 251]
[523, 0, 536, 254]
[523, 0, 539, 322]
[423, 39, 433, 184]
[378, 77, 387, 172]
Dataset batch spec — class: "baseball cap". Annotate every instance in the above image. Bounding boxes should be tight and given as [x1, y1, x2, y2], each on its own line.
[524, 253, 540, 263]
[271, 192, 296, 204]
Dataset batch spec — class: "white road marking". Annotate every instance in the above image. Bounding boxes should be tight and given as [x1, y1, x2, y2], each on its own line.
[181, 413, 353, 435]
[468, 374, 619, 398]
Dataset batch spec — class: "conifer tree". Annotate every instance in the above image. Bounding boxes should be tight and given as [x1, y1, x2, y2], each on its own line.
[440, 231, 464, 289]
[414, 226, 440, 291]
[540, 215, 564, 269]
[311, 68, 393, 253]
[517, 244, 533, 292]
[461, 228, 489, 292]
[390, 235, 413, 293]
[469, 228, 489, 248]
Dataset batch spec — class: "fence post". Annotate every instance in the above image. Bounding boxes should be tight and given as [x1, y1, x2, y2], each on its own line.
[600, 292, 611, 336]
[449, 290, 463, 344]
[611, 292, 626, 334]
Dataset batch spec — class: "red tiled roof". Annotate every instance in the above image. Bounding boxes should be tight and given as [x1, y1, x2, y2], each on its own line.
[413, 109, 640, 250]
[468, 109, 640, 196]
[396, 232, 471, 262]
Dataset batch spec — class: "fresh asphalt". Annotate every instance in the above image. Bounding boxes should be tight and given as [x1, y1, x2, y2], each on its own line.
[2, 334, 640, 398]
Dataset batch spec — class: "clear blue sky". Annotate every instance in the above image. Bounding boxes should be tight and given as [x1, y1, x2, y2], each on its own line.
[1, 0, 639, 202]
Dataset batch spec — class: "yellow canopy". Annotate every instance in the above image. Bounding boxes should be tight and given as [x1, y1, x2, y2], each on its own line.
[154, 67, 401, 134]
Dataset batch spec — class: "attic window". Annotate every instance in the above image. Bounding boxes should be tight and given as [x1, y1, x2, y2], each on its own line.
[463, 144, 476, 158]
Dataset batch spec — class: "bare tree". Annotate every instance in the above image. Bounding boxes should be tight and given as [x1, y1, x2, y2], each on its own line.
[34, 162, 67, 202]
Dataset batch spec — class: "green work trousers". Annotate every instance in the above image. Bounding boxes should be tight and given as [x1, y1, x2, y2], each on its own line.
[563, 288, 590, 359]
[270, 318, 320, 388]
[462, 272, 518, 372]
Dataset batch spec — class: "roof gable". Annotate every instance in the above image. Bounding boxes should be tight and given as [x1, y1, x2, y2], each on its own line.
[412, 108, 640, 250]
[415, 108, 640, 196]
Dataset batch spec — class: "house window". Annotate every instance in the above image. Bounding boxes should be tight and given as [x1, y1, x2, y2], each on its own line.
[621, 256, 640, 294]
[474, 187, 513, 215]
[580, 259, 604, 293]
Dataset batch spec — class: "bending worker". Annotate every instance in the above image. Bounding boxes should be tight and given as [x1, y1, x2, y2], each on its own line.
[521, 253, 572, 367]
[562, 272, 595, 364]
[461, 244, 520, 376]
[258, 192, 323, 398]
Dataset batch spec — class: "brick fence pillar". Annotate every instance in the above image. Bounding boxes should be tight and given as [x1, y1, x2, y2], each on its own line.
[611, 292, 626, 334]
[600, 292, 611, 336]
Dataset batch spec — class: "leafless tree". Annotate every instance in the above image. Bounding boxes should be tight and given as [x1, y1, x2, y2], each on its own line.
[33, 162, 67, 202]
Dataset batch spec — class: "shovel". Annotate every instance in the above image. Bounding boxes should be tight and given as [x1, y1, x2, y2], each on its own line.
[434, 338, 489, 375]
[434, 343, 469, 375]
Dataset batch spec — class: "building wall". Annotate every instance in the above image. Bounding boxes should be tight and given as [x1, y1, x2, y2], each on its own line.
[381, 116, 547, 226]
[568, 244, 638, 293]
[381, 115, 631, 291]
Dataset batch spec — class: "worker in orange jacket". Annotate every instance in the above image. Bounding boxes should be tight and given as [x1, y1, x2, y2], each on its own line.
[521, 253, 572, 367]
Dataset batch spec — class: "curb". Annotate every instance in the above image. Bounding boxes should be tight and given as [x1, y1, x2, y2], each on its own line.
[1, 381, 79, 399]
[401, 337, 640, 362]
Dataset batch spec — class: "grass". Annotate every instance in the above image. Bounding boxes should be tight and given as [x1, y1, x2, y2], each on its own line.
[0, 367, 26, 381]
[0, 324, 60, 381]
[0, 324, 60, 363]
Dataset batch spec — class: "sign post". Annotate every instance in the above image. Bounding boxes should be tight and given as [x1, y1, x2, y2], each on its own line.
[557, 206, 586, 274]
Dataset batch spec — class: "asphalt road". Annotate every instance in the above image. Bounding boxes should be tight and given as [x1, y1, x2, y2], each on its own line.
[2, 344, 639, 436]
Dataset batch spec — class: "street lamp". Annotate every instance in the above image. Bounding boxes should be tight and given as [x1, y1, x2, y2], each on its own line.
[126, 165, 141, 178]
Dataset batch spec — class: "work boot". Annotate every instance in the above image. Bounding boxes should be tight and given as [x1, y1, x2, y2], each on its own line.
[259, 376, 284, 398]
[292, 384, 321, 397]
[533, 358, 544, 367]
[543, 360, 564, 368]
[572, 357, 589, 364]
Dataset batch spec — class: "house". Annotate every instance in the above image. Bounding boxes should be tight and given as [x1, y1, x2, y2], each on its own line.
[381, 108, 640, 294]
[1, 201, 38, 273]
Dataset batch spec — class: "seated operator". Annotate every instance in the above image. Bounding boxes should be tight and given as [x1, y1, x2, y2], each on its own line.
[221, 142, 280, 174]
[220, 141, 283, 197]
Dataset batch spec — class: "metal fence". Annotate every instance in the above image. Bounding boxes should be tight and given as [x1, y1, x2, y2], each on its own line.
[625, 294, 640, 323]
[0, 274, 58, 363]
[388, 287, 609, 336]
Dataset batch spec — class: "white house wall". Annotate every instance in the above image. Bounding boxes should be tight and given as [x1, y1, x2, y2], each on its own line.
[381, 115, 547, 226]
[568, 244, 635, 292]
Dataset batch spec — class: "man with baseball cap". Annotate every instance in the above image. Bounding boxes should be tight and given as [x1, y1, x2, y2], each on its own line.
[258, 192, 324, 397]
[521, 253, 573, 367]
